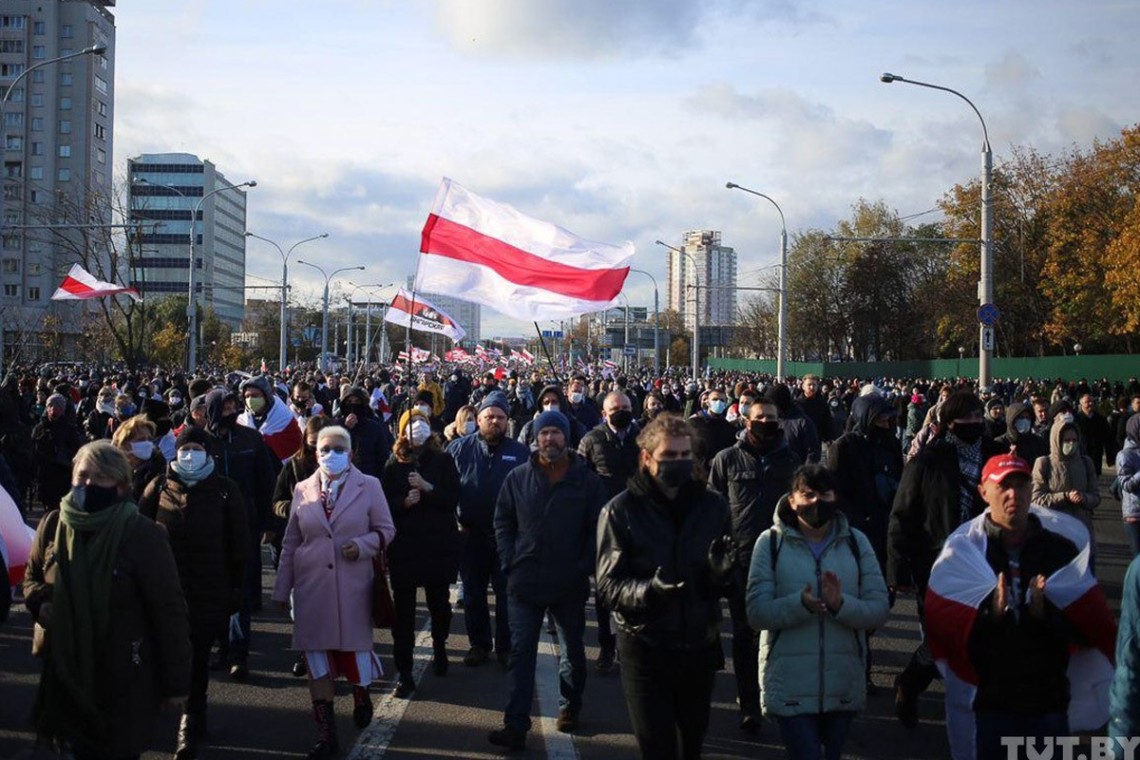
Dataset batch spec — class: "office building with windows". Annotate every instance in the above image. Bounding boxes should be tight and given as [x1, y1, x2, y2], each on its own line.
[0, 1, 115, 361]
[127, 153, 252, 329]
[666, 229, 737, 331]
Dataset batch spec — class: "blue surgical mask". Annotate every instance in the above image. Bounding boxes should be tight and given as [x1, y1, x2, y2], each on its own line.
[129, 441, 155, 460]
[709, 399, 728, 415]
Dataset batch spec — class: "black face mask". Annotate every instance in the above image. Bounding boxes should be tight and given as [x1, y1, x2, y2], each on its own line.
[608, 410, 633, 430]
[645, 407, 662, 420]
[653, 458, 693, 490]
[73, 483, 122, 513]
[292, 398, 310, 409]
[951, 421, 985, 445]
[799, 499, 839, 529]
[747, 420, 780, 446]
[220, 412, 239, 430]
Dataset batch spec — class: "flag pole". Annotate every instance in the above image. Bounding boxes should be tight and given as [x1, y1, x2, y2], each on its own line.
[533, 322, 562, 384]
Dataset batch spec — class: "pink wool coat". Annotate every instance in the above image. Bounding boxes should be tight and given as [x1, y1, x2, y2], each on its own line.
[272, 466, 396, 652]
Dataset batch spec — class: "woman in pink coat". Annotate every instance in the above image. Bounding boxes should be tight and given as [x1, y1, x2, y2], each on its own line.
[273, 425, 396, 760]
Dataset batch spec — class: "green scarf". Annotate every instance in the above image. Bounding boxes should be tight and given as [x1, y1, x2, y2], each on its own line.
[33, 491, 138, 750]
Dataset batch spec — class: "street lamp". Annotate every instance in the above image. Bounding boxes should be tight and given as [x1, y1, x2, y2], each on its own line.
[188, 179, 257, 374]
[882, 72, 993, 386]
[346, 281, 391, 369]
[655, 240, 700, 380]
[245, 231, 329, 372]
[616, 292, 631, 373]
[297, 260, 365, 372]
[958, 346, 965, 378]
[0, 43, 106, 376]
[630, 268, 660, 375]
[726, 182, 788, 380]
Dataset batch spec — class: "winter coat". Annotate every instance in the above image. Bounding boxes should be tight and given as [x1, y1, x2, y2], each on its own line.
[130, 450, 168, 505]
[596, 474, 733, 651]
[139, 471, 250, 637]
[1075, 408, 1112, 468]
[746, 498, 889, 717]
[494, 452, 607, 606]
[203, 389, 276, 537]
[1110, 554, 1140, 744]
[380, 446, 461, 588]
[447, 432, 529, 535]
[1116, 415, 1140, 521]
[994, 402, 1050, 465]
[797, 392, 836, 443]
[335, 386, 394, 479]
[272, 466, 396, 652]
[689, 412, 739, 470]
[1032, 419, 1100, 538]
[577, 422, 641, 499]
[23, 509, 192, 757]
[273, 455, 318, 520]
[568, 396, 603, 432]
[707, 434, 800, 570]
[31, 414, 83, 508]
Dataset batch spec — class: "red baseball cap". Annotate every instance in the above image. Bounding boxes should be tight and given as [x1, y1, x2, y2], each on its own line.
[981, 454, 1032, 484]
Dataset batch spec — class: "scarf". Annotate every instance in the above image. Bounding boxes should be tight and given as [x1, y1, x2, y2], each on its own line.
[34, 491, 137, 750]
[947, 431, 983, 524]
[169, 455, 215, 488]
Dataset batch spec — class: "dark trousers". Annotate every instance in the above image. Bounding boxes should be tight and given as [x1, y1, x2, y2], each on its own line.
[459, 531, 510, 654]
[775, 711, 856, 760]
[727, 585, 760, 711]
[1127, 521, 1140, 557]
[617, 632, 718, 760]
[504, 594, 587, 733]
[187, 629, 216, 715]
[595, 585, 615, 650]
[975, 711, 1068, 760]
[392, 583, 452, 680]
[228, 536, 261, 661]
[897, 586, 939, 695]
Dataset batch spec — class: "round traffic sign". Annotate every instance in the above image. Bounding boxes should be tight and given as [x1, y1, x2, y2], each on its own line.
[977, 303, 1001, 326]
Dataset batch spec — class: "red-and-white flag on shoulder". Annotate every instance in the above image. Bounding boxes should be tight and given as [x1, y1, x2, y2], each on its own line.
[925, 507, 1117, 760]
[417, 178, 633, 321]
[383, 287, 466, 343]
[51, 263, 142, 302]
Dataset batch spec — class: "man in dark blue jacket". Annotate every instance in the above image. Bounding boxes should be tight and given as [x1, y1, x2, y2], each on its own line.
[447, 391, 528, 668]
[489, 410, 607, 751]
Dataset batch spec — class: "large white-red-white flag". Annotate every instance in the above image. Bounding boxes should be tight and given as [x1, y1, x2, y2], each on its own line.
[925, 507, 1117, 760]
[51, 263, 141, 302]
[417, 178, 633, 321]
[382, 287, 466, 343]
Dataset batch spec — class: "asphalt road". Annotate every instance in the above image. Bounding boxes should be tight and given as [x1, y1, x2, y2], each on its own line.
[0, 470, 1131, 760]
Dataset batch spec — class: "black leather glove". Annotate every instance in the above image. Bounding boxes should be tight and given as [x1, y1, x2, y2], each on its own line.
[708, 534, 735, 581]
[649, 566, 685, 597]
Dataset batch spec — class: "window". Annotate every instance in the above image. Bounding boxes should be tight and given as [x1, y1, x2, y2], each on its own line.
[0, 40, 24, 53]
[96, 100, 107, 117]
[27, 286, 39, 301]
[94, 123, 105, 140]
[0, 85, 22, 103]
[27, 261, 41, 275]
[30, 142, 43, 156]
[3, 113, 22, 128]
[30, 92, 43, 107]
[32, 71, 43, 84]
[5, 161, 21, 178]
[2, 234, 19, 249]
[29, 190, 39, 203]
[1, 258, 17, 274]
[32, 46, 45, 60]
[2, 186, 18, 201]
[29, 166, 42, 180]
[0, 64, 26, 78]
[4, 136, 21, 150]
[57, 168, 70, 181]
[33, 20, 45, 35]
[3, 285, 17, 298]
[94, 76, 108, 95]
[59, 120, 71, 134]
[0, 16, 27, 31]
[95, 147, 106, 165]
[61, 25, 73, 38]
[58, 145, 70, 158]
[30, 117, 42, 132]
[59, 72, 72, 86]
[59, 96, 71, 110]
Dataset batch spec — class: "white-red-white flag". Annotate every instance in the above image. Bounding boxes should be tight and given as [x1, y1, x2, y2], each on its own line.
[51, 264, 142, 302]
[417, 178, 633, 321]
[382, 287, 466, 343]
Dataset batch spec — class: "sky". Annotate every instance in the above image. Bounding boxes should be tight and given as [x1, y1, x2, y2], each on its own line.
[111, 1, 1140, 339]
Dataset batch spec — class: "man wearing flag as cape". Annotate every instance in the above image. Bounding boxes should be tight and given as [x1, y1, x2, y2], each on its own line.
[924, 453, 1117, 760]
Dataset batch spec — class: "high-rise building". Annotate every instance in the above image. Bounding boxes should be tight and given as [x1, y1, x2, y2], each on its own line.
[403, 276, 481, 346]
[127, 153, 252, 329]
[0, 1, 115, 362]
[666, 230, 737, 331]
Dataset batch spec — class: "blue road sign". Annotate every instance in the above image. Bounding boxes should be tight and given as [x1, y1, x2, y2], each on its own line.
[552, 331, 564, 338]
[977, 303, 1001, 326]
[623, 346, 637, 356]
[541, 330, 553, 338]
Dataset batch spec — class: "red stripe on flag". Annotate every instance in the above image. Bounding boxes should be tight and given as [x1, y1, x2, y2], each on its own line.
[1062, 584, 1117, 664]
[421, 214, 628, 302]
[59, 276, 94, 296]
[924, 588, 980, 685]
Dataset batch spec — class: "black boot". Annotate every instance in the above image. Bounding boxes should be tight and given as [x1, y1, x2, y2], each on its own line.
[433, 641, 449, 676]
[308, 699, 339, 759]
[352, 685, 373, 729]
[174, 713, 203, 760]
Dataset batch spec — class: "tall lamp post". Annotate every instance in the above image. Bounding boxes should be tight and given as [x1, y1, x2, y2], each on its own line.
[346, 282, 391, 369]
[655, 240, 700, 380]
[188, 180, 256, 374]
[881, 72, 993, 386]
[0, 43, 106, 376]
[245, 231, 329, 372]
[297, 260, 364, 372]
[630, 268, 660, 375]
[726, 182, 788, 380]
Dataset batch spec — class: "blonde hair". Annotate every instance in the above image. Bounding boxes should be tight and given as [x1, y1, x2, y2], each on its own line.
[111, 414, 156, 448]
[454, 405, 477, 433]
[73, 440, 133, 489]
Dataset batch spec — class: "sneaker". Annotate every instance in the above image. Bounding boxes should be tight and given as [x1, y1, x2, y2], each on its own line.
[394, 678, 416, 699]
[488, 726, 526, 751]
[596, 646, 615, 673]
[464, 645, 490, 667]
[228, 661, 249, 682]
[555, 708, 578, 733]
[895, 680, 918, 728]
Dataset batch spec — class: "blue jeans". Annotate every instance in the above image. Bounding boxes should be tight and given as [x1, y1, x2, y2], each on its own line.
[776, 711, 855, 760]
[504, 594, 587, 733]
[460, 531, 510, 654]
[1126, 521, 1140, 557]
[975, 711, 1068, 760]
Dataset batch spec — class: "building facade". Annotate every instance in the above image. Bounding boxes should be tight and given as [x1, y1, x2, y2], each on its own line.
[0, 0, 115, 363]
[403, 276, 481, 347]
[127, 153, 251, 329]
[666, 229, 737, 331]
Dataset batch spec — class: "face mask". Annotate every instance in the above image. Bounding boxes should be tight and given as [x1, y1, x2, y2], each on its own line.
[169, 395, 183, 408]
[416, 404, 432, 417]
[951, 421, 985, 445]
[543, 403, 560, 413]
[99, 401, 116, 414]
[569, 391, 585, 405]
[645, 406, 662, 419]
[608, 409, 633, 430]
[292, 398, 310, 410]
[1014, 418, 1032, 434]
[1061, 441, 1077, 457]
[748, 420, 781, 445]
[464, 421, 477, 435]
[709, 399, 728, 415]
[449, 375, 458, 383]
[246, 397, 267, 414]
[120, 405, 137, 418]
[653, 458, 693, 490]
[739, 403, 751, 418]
[1059, 413, 1075, 425]
[130, 440, 155, 460]
[799, 499, 839, 529]
[177, 449, 209, 470]
[71, 483, 121, 514]
[409, 420, 431, 446]
[319, 450, 350, 475]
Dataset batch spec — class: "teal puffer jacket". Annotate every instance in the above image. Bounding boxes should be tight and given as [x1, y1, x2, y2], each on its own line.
[746, 496, 889, 717]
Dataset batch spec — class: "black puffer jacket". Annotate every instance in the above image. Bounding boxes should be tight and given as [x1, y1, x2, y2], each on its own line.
[139, 471, 250, 637]
[380, 446, 462, 588]
[577, 422, 641, 499]
[597, 473, 733, 651]
[994, 402, 1049, 464]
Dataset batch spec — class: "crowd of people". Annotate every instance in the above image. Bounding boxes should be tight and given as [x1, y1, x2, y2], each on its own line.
[2, 359, 1140, 760]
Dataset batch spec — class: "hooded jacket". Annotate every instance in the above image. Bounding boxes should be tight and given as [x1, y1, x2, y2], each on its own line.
[335, 386, 394, 479]
[237, 375, 302, 465]
[768, 384, 821, 464]
[516, 385, 587, 449]
[202, 388, 276, 537]
[994, 402, 1049, 464]
[1116, 415, 1140, 521]
[1031, 419, 1100, 532]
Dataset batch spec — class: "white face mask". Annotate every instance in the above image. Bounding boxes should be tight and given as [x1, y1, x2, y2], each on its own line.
[569, 391, 585, 404]
[177, 449, 208, 470]
[464, 421, 477, 435]
[416, 404, 432, 418]
[409, 419, 431, 446]
[1059, 413, 1075, 425]
[1014, 418, 1032, 434]
[543, 403, 559, 413]
[319, 449, 350, 475]
[1061, 441, 1077, 457]
[130, 440, 155, 460]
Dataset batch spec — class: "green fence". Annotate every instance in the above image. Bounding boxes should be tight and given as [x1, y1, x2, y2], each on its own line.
[707, 354, 1140, 383]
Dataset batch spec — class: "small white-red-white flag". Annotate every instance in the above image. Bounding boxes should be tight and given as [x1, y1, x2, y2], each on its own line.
[51, 263, 142, 302]
[382, 288, 466, 343]
[417, 178, 632, 321]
